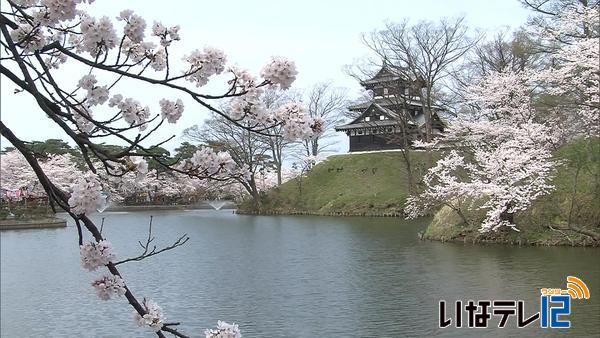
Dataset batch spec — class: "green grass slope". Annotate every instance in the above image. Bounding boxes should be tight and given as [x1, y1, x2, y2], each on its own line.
[240, 151, 432, 216]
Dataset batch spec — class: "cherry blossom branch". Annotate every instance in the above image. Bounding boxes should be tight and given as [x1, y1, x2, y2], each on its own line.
[1, 2, 326, 336]
[0, 121, 170, 338]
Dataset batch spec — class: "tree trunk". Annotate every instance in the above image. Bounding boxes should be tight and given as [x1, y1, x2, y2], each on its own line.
[276, 163, 282, 186]
[420, 87, 434, 143]
[401, 149, 414, 193]
[249, 178, 261, 210]
[311, 138, 319, 157]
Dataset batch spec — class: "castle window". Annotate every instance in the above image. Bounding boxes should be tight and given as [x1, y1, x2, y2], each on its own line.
[380, 115, 385, 120]
[365, 116, 370, 122]
[383, 88, 389, 95]
[404, 88, 409, 96]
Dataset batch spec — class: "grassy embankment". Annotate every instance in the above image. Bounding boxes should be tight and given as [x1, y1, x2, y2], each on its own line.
[238, 151, 433, 216]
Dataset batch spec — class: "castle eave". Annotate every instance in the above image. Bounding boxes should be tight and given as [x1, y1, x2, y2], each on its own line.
[335, 120, 399, 131]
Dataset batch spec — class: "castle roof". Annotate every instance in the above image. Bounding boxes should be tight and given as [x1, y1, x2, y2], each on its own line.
[348, 97, 428, 111]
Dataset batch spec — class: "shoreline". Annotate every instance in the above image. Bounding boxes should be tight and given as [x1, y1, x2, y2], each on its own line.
[235, 209, 405, 217]
[0, 217, 67, 230]
[421, 234, 600, 247]
[239, 209, 600, 247]
[0, 203, 237, 230]
[105, 202, 236, 212]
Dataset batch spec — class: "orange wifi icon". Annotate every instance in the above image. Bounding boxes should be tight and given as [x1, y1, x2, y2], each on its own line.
[566, 276, 590, 300]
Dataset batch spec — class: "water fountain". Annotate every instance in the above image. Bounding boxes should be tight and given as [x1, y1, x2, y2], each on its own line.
[206, 200, 229, 210]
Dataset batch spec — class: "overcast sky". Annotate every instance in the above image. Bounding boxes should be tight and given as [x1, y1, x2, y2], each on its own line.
[0, 0, 531, 153]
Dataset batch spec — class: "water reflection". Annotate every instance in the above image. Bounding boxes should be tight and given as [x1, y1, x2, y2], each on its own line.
[1, 210, 598, 337]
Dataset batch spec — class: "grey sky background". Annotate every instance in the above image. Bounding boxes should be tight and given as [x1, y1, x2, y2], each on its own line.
[0, 0, 530, 154]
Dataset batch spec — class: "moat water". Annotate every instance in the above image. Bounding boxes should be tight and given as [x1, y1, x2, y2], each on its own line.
[1, 210, 599, 337]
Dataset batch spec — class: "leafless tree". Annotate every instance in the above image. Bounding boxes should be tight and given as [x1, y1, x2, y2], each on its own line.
[521, 0, 598, 19]
[343, 88, 373, 120]
[519, 0, 599, 53]
[470, 30, 541, 76]
[361, 17, 478, 142]
[297, 82, 348, 157]
[260, 89, 296, 185]
[445, 29, 542, 115]
[183, 116, 271, 208]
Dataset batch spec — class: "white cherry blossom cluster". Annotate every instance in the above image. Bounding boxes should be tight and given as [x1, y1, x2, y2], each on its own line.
[78, 75, 109, 106]
[527, 5, 599, 137]
[175, 147, 250, 180]
[189, 148, 238, 176]
[40, 154, 80, 191]
[118, 37, 166, 69]
[151, 21, 181, 47]
[260, 57, 298, 90]
[227, 68, 267, 121]
[184, 47, 227, 87]
[117, 10, 146, 43]
[9, 24, 46, 52]
[129, 156, 148, 181]
[406, 110, 557, 231]
[1, 151, 84, 199]
[39, 0, 79, 22]
[537, 42, 599, 137]
[159, 99, 184, 123]
[43, 52, 68, 69]
[0, 150, 41, 194]
[228, 98, 323, 140]
[118, 39, 166, 70]
[134, 299, 165, 332]
[465, 69, 535, 123]
[229, 67, 260, 95]
[85, 85, 109, 106]
[274, 103, 324, 140]
[204, 321, 242, 338]
[79, 15, 118, 55]
[11, 0, 39, 8]
[120, 40, 155, 63]
[110, 96, 150, 130]
[78, 74, 97, 90]
[229, 95, 268, 122]
[80, 240, 116, 271]
[404, 43, 578, 232]
[108, 94, 123, 107]
[73, 106, 95, 133]
[529, 4, 599, 44]
[68, 172, 106, 215]
[149, 48, 167, 71]
[92, 274, 126, 300]
[27, 0, 94, 26]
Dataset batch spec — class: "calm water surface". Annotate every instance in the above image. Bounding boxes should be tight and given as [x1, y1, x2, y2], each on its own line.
[1, 210, 599, 337]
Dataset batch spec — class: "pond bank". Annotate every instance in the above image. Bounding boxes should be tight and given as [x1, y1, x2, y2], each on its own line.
[0, 203, 237, 229]
[424, 205, 599, 247]
[105, 202, 236, 212]
[0, 217, 66, 230]
[236, 209, 404, 217]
